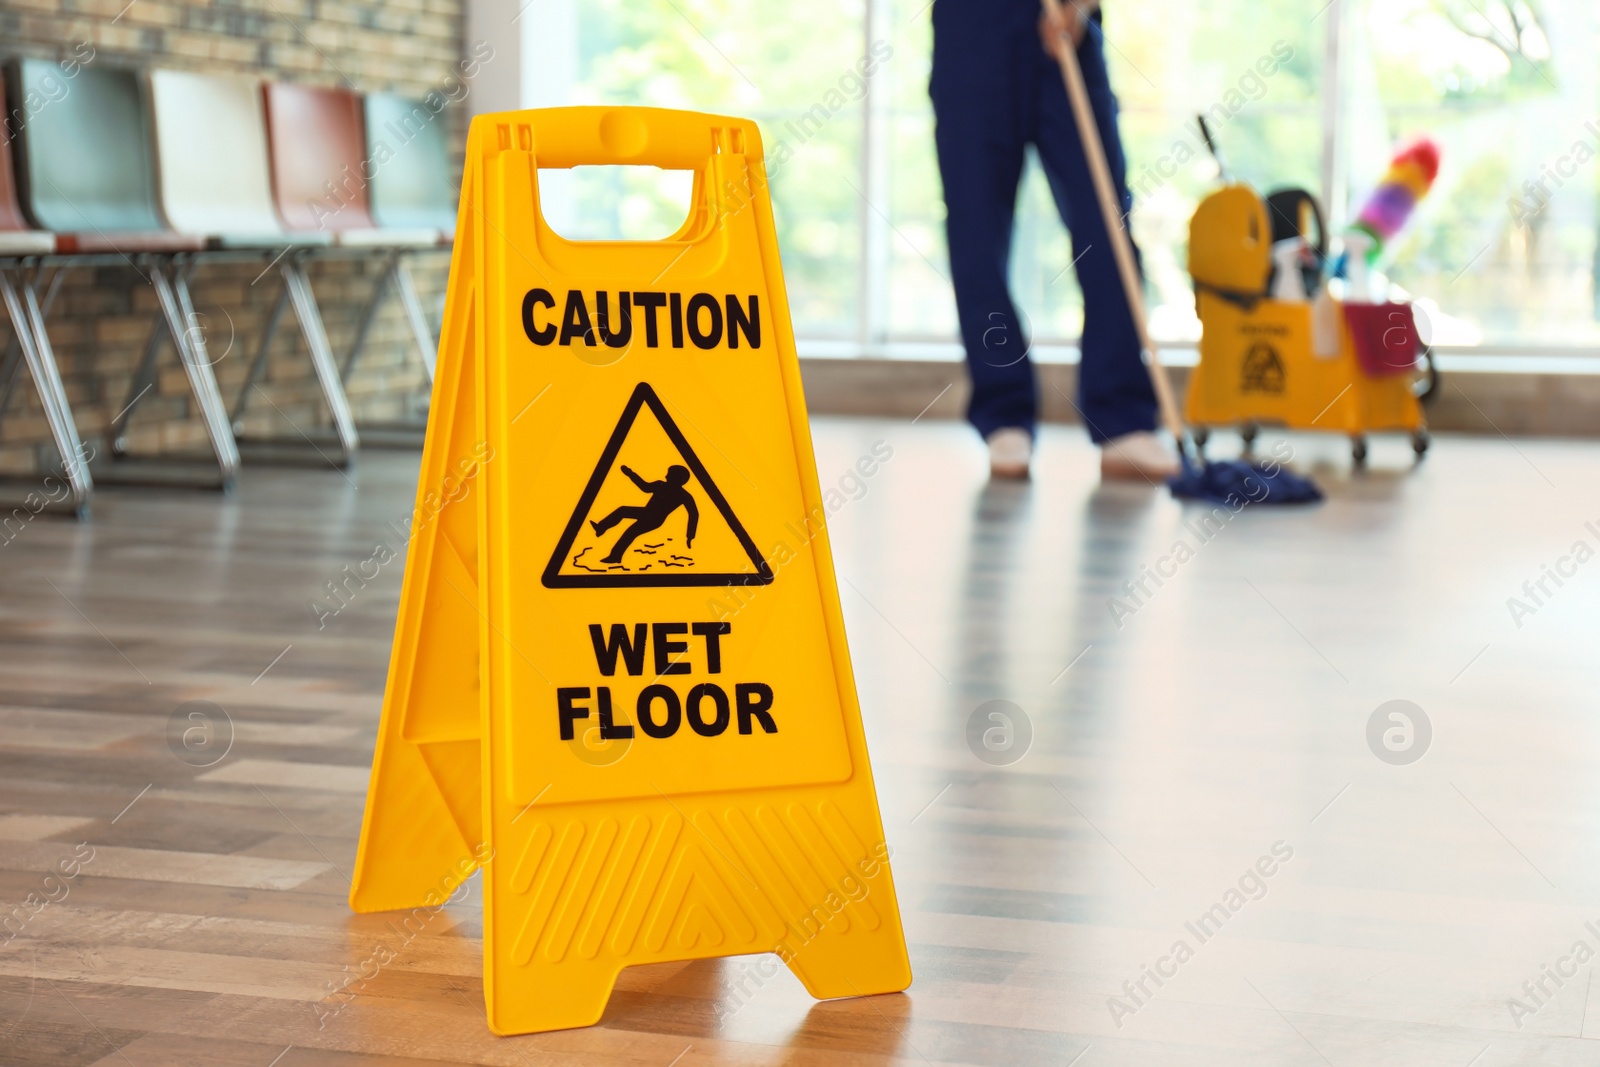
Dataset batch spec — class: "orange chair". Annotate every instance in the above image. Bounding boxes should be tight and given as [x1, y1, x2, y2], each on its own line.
[253, 84, 442, 447]
[265, 83, 378, 235]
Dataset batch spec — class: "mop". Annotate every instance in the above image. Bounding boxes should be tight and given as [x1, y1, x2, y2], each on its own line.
[1042, 0, 1322, 505]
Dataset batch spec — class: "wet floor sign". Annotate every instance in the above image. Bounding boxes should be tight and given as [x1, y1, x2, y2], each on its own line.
[348, 107, 911, 1035]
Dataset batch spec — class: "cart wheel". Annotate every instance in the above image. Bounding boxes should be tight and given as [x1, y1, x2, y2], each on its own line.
[1411, 428, 1430, 457]
[1192, 426, 1210, 454]
[112, 436, 129, 458]
[1351, 436, 1369, 466]
[1239, 422, 1259, 450]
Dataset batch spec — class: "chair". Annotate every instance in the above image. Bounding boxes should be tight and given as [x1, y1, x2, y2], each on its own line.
[148, 70, 331, 248]
[0, 115, 53, 254]
[232, 82, 409, 460]
[8, 63, 200, 252]
[0, 72, 83, 516]
[338, 93, 459, 390]
[255, 85, 442, 448]
[264, 83, 381, 236]
[364, 93, 458, 239]
[5, 59, 237, 502]
[143, 69, 354, 468]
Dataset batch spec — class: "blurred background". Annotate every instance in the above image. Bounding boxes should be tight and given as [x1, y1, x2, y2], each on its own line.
[2, 0, 1597, 477]
[523, 0, 1599, 357]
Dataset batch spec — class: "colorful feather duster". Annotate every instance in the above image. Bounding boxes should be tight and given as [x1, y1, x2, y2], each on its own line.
[1351, 138, 1441, 260]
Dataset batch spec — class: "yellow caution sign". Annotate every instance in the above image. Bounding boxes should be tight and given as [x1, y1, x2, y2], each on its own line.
[349, 106, 911, 1035]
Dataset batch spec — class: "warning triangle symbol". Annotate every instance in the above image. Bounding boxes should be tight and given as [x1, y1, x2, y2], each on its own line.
[542, 383, 776, 589]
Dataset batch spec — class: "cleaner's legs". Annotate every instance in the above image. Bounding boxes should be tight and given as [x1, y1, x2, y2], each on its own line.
[1031, 19, 1158, 445]
[930, 8, 1036, 440]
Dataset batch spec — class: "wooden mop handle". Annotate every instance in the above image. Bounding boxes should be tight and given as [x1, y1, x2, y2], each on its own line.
[1041, 0, 1187, 443]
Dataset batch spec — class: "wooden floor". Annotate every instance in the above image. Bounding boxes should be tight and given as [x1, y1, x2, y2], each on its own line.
[4, 420, 1600, 1065]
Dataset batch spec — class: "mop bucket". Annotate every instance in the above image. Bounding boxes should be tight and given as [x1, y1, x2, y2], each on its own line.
[1184, 186, 1433, 465]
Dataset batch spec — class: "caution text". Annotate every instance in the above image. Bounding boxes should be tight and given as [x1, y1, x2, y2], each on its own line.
[523, 290, 761, 350]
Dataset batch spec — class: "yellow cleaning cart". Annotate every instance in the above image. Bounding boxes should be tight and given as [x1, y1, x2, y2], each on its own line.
[1183, 185, 1433, 465]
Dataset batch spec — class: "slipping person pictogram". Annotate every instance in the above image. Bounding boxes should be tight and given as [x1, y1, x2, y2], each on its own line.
[544, 382, 775, 588]
[591, 464, 699, 564]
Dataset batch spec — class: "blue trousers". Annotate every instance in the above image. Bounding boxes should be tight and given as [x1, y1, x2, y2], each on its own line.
[930, 2, 1156, 443]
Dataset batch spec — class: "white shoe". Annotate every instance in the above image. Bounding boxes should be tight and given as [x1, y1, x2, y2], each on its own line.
[987, 427, 1032, 479]
[1100, 431, 1180, 481]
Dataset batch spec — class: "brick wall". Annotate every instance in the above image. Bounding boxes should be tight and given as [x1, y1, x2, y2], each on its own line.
[0, 0, 474, 476]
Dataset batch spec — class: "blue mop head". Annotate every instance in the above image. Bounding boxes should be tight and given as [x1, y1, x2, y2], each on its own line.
[1167, 455, 1323, 505]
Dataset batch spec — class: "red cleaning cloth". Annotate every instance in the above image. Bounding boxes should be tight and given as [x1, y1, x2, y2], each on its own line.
[1342, 302, 1421, 377]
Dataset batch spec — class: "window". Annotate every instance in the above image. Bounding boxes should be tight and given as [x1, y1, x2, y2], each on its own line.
[556, 0, 1596, 355]
[572, 0, 867, 337]
[1355, 0, 1600, 347]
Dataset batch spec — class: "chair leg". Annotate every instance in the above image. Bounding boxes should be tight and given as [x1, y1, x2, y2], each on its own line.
[339, 253, 398, 384]
[393, 257, 437, 384]
[0, 324, 20, 416]
[150, 259, 241, 492]
[281, 259, 359, 460]
[0, 268, 92, 518]
[231, 278, 290, 430]
[0, 266, 64, 418]
[165, 261, 242, 488]
[110, 313, 169, 452]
